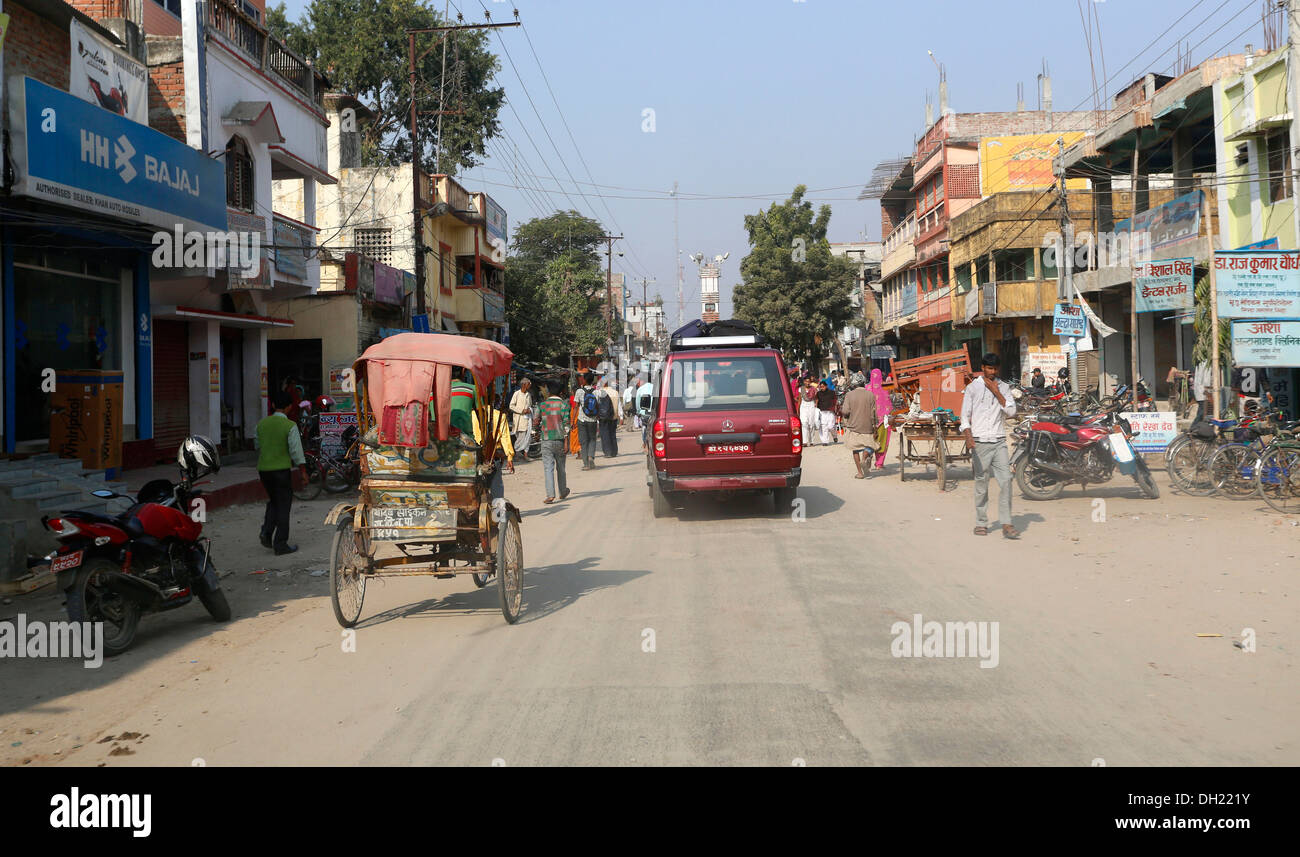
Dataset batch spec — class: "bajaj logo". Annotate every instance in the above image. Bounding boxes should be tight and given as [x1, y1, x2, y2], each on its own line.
[80, 129, 135, 182]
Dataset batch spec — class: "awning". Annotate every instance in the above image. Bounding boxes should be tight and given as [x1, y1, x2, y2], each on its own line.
[152, 305, 294, 328]
[268, 145, 338, 185]
[222, 101, 284, 145]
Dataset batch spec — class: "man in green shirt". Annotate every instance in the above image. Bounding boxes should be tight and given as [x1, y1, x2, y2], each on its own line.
[450, 368, 478, 436]
[256, 389, 308, 554]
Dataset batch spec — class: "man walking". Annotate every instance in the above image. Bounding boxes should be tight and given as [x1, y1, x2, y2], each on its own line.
[960, 353, 1019, 539]
[509, 378, 534, 462]
[839, 373, 878, 478]
[575, 371, 599, 470]
[538, 384, 572, 504]
[256, 390, 307, 555]
[596, 378, 620, 457]
[798, 378, 819, 447]
[815, 380, 837, 445]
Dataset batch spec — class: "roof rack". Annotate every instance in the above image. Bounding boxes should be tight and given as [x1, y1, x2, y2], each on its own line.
[669, 334, 767, 351]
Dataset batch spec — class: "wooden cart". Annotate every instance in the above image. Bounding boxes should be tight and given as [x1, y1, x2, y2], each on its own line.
[891, 412, 971, 490]
[886, 348, 975, 490]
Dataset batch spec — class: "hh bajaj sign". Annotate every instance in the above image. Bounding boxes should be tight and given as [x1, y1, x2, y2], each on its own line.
[6, 76, 226, 233]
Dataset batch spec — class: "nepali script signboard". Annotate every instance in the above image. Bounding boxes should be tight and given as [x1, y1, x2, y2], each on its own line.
[1133, 258, 1194, 313]
[1052, 303, 1086, 337]
[1231, 320, 1300, 368]
[1214, 251, 1300, 319]
[1120, 412, 1178, 455]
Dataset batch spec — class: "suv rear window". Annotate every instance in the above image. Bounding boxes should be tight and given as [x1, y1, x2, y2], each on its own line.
[663, 355, 785, 413]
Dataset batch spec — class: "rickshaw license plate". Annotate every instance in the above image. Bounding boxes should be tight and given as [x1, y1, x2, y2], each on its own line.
[369, 507, 457, 541]
[705, 444, 752, 455]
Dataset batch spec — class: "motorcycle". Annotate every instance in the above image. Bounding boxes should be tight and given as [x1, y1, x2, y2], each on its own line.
[1012, 408, 1160, 500]
[41, 474, 231, 656]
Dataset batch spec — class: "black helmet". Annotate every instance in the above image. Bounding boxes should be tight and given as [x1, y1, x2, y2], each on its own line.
[177, 435, 220, 482]
[1058, 367, 1070, 379]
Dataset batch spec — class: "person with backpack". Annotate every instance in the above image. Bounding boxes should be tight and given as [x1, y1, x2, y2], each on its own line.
[595, 378, 620, 457]
[575, 371, 599, 470]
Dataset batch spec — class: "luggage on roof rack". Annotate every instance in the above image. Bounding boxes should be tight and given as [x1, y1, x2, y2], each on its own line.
[669, 318, 766, 351]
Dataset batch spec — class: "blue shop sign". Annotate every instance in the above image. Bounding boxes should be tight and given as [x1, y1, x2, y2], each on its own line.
[7, 76, 227, 233]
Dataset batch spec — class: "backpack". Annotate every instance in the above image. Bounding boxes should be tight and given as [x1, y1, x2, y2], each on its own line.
[596, 390, 615, 420]
[581, 388, 600, 418]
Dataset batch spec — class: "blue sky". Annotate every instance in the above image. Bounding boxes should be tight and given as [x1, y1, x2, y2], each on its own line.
[280, 0, 1272, 321]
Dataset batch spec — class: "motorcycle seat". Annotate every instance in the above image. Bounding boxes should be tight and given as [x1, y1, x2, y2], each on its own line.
[1054, 432, 1082, 444]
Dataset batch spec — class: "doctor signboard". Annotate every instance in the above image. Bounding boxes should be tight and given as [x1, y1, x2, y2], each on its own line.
[1052, 303, 1087, 337]
[7, 76, 227, 233]
[1133, 258, 1194, 313]
[1214, 251, 1300, 319]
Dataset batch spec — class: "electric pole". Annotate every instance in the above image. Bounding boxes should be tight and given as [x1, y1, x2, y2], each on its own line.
[673, 180, 683, 330]
[407, 16, 519, 320]
[1056, 136, 1079, 394]
[599, 233, 623, 346]
[640, 276, 656, 356]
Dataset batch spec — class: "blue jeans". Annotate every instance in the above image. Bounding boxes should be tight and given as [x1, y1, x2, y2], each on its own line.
[541, 439, 567, 498]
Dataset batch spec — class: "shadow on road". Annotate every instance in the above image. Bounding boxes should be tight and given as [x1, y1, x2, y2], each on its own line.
[667, 484, 843, 521]
[351, 556, 648, 627]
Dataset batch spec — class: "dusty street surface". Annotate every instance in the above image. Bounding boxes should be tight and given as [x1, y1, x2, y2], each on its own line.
[2, 433, 1296, 766]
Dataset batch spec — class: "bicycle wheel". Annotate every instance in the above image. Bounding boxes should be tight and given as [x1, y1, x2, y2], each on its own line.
[1258, 446, 1300, 514]
[293, 464, 324, 501]
[1168, 436, 1216, 496]
[1208, 444, 1260, 498]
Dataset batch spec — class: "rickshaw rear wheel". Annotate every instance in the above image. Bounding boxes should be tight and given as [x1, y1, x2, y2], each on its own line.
[472, 568, 493, 588]
[330, 513, 367, 628]
[497, 510, 523, 624]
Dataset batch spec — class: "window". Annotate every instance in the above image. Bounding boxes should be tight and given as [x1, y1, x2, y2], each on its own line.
[934, 174, 944, 206]
[238, 0, 261, 21]
[1267, 130, 1293, 203]
[955, 264, 972, 294]
[976, 256, 990, 286]
[150, 0, 181, 17]
[704, 302, 717, 314]
[664, 356, 784, 413]
[995, 249, 1034, 282]
[225, 136, 254, 211]
[355, 228, 393, 265]
[1041, 247, 1058, 280]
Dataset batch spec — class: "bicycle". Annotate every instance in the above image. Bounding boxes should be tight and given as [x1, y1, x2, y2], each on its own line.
[1206, 412, 1295, 499]
[1256, 428, 1300, 514]
[1166, 415, 1255, 496]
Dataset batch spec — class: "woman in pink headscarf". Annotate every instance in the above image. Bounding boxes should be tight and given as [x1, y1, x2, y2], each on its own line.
[868, 368, 893, 469]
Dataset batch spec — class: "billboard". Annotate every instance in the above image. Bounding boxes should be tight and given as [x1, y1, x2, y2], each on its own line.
[70, 20, 148, 125]
[7, 76, 226, 232]
[979, 132, 1086, 194]
[1232, 320, 1300, 367]
[1113, 190, 1203, 251]
[484, 194, 507, 245]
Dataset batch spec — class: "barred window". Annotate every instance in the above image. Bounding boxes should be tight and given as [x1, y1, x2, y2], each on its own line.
[354, 228, 393, 265]
[1267, 130, 1293, 203]
[225, 136, 254, 212]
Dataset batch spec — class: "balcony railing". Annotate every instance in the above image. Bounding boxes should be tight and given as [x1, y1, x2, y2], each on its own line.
[208, 0, 325, 108]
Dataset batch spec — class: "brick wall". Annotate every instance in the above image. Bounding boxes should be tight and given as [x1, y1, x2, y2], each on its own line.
[65, 0, 130, 18]
[3, 2, 71, 92]
[147, 57, 187, 141]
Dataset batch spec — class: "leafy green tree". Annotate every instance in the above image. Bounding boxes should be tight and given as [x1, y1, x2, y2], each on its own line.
[504, 212, 620, 366]
[266, 0, 504, 173]
[1192, 274, 1230, 373]
[732, 186, 856, 363]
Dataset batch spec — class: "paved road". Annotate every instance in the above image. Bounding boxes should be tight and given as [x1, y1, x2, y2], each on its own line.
[3, 436, 1296, 766]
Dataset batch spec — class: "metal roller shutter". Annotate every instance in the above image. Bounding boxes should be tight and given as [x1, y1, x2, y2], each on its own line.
[153, 320, 190, 458]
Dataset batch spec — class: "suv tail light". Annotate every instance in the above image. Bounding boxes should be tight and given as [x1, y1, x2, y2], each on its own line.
[652, 419, 666, 458]
[791, 416, 802, 455]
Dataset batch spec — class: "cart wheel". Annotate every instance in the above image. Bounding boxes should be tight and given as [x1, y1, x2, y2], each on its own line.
[330, 513, 366, 628]
[472, 570, 493, 588]
[935, 436, 946, 490]
[497, 511, 523, 624]
[898, 432, 907, 482]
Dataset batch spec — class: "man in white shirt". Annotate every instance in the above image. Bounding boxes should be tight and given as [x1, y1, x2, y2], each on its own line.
[960, 353, 1019, 539]
[509, 378, 534, 461]
[1193, 360, 1213, 421]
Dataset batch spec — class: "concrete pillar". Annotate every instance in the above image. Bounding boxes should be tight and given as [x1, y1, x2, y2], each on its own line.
[1138, 311, 1156, 393]
[242, 329, 267, 441]
[1094, 175, 1114, 237]
[1172, 126, 1195, 195]
[303, 178, 320, 295]
[188, 320, 221, 442]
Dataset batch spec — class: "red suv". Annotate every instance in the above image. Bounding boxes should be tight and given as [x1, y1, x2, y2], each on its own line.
[645, 332, 802, 517]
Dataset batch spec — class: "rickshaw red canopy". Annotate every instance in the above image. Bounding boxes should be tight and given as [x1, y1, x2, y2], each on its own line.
[354, 333, 514, 444]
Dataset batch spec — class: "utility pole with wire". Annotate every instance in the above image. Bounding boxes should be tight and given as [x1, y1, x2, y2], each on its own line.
[673, 180, 683, 330]
[407, 15, 520, 320]
[599, 233, 624, 346]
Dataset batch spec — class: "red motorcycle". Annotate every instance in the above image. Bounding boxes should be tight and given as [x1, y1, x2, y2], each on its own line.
[1012, 409, 1159, 501]
[42, 437, 230, 656]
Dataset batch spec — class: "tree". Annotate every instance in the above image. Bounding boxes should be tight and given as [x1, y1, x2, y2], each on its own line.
[505, 211, 619, 366]
[732, 186, 856, 363]
[266, 0, 504, 173]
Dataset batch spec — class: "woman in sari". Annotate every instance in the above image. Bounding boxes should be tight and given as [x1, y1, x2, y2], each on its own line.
[868, 369, 894, 469]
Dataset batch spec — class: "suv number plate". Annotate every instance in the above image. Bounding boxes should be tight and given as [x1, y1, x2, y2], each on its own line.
[704, 444, 752, 455]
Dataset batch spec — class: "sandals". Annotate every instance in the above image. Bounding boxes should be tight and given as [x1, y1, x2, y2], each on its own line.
[1002, 525, 1021, 540]
[973, 526, 989, 536]
[543, 497, 555, 504]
